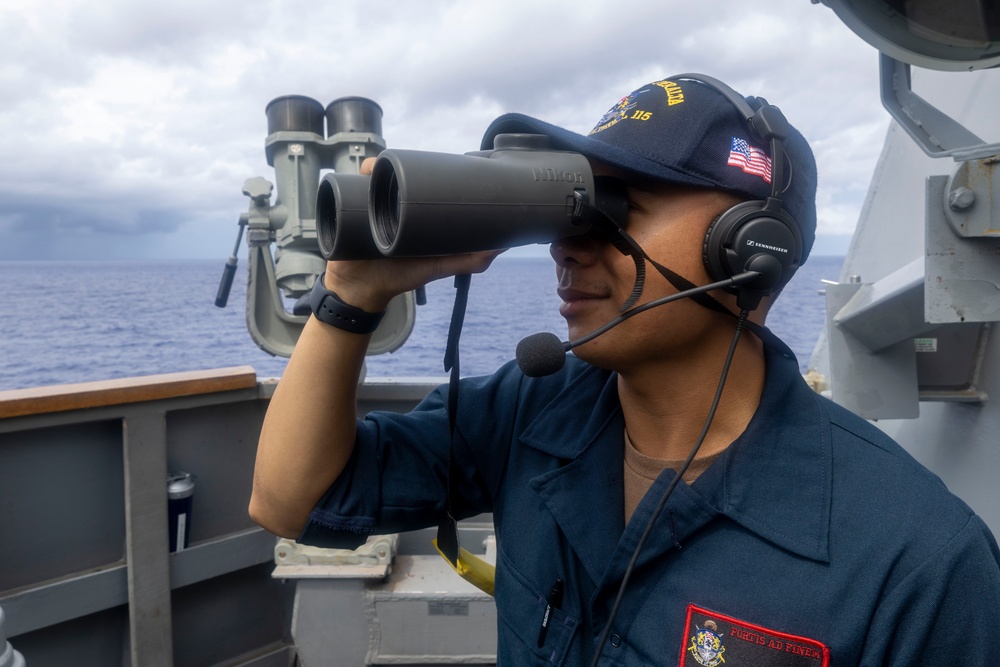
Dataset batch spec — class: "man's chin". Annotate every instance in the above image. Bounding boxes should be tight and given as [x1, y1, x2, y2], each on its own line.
[566, 339, 620, 371]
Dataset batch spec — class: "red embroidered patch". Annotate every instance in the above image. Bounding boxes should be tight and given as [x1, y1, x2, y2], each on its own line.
[680, 604, 830, 666]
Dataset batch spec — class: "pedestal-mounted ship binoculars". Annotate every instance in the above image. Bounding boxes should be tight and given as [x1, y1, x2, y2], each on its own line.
[259, 94, 387, 294]
[222, 95, 411, 359]
[316, 133, 623, 260]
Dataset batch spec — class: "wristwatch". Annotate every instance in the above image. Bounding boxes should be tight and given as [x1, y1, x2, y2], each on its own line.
[309, 275, 386, 334]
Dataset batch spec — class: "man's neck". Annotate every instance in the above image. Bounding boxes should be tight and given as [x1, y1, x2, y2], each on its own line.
[617, 331, 766, 461]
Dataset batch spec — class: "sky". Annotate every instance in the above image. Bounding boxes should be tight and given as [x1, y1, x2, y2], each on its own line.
[0, 0, 895, 261]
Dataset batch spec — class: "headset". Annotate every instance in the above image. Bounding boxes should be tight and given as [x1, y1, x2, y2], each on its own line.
[673, 74, 804, 311]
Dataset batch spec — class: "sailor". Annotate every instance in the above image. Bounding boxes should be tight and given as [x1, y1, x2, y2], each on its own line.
[250, 76, 1000, 665]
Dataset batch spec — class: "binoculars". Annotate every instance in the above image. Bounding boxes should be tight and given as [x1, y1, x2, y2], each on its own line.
[316, 133, 626, 260]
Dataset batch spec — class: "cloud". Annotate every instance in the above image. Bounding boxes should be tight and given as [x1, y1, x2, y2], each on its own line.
[0, 0, 897, 259]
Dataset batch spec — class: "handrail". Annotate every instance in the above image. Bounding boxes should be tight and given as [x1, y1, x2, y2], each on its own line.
[0, 366, 258, 419]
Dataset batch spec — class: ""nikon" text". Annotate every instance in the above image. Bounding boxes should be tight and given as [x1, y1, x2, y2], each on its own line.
[532, 168, 585, 183]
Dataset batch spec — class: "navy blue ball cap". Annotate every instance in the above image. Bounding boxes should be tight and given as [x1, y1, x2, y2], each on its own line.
[481, 76, 817, 261]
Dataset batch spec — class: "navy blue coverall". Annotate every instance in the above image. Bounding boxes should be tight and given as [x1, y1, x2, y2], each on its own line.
[300, 332, 1000, 666]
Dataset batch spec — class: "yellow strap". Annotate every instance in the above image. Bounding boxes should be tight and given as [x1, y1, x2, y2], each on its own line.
[432, 538, 496, 596]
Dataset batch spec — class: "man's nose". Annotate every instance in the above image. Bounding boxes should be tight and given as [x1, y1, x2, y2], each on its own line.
[550, 233, 602, 268]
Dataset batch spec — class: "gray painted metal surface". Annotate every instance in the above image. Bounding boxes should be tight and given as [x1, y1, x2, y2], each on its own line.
[0, 373, 441, 665]
[944, 158, 1000, 238]
[815, 68, 1000, 534]
[366, 555, 498, 664]
[926, 175, 1000, 324]
[275, 527, 499, 665]
[0, 608, 25, 667]
[826, 280, 920, 419]
[124, 407, 174, 666]
[288, 554, 498, 666]
[832, 258, 932, 352]
[879, 55, 1000, 160]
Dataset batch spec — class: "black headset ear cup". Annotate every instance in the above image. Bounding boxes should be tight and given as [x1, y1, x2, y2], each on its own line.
[702, 200, 803, 291]
[702, 211, 726, 279]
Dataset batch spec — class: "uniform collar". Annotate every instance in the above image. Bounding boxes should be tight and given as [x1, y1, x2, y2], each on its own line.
[518, 327, 832, 584]
[708, 329, 833, 563]
[520, 364, 627, 584]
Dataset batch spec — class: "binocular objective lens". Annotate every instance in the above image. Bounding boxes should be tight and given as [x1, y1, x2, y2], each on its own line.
[373, 169, 400, 250]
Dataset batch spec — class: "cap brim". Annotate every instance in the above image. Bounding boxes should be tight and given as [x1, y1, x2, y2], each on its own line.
[481, 112, 720, 191]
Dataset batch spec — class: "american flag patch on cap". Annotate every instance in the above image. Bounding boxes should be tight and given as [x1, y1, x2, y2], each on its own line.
[727, 136, 772, 184]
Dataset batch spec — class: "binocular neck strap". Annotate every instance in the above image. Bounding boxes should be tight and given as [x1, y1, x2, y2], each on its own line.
[437, 273, 471, 566]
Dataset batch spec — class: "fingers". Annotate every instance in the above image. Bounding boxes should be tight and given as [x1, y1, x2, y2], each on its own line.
[323, 249, 505, 312]
[360, 156, 377, 176]
[443, 249, 506, 276]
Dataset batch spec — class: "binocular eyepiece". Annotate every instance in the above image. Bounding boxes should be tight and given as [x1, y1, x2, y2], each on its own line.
[316, 133, 624, 260]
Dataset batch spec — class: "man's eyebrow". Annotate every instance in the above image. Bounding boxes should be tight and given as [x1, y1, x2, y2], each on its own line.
[622, 175, 678, 196]
[626, 182, 667, 199]
[627, 183, 658, 196]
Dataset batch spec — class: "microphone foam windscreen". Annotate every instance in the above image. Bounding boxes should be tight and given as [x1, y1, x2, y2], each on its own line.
[516, 332, 567, 377]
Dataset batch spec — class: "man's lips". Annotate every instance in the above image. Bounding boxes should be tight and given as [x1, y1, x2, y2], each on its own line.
[557, 287, 605, 301]
[557, 287, 609, 317]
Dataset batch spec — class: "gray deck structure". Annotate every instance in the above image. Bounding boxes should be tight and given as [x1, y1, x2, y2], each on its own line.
[0, 369, 498, 666]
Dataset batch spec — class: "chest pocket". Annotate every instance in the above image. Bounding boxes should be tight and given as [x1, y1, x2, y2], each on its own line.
[494, 545, 579, 665]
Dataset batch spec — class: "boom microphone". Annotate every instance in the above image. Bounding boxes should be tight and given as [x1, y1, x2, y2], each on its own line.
[515, 270, 764, 377]
[516, 332, 570, 377]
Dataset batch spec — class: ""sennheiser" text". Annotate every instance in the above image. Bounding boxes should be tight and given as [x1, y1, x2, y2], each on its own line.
[746, 239, 788, 253]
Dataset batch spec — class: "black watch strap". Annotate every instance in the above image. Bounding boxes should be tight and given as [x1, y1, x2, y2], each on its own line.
[309, 276, 386, 334]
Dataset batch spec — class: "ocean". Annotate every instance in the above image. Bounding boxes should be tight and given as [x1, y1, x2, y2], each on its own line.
[0, 255, 843, 391]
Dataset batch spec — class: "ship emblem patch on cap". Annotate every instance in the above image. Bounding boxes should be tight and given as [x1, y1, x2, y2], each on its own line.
[727, 136, 772, 183]
[590, 89, 646, 134]
[590, 79, 687, 136]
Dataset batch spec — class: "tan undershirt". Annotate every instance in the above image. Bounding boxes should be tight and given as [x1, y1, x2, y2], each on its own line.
[623, 430, 723, 524]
